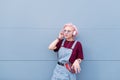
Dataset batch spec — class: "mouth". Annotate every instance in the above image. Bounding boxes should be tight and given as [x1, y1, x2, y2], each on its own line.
[64, 35, 68, 38]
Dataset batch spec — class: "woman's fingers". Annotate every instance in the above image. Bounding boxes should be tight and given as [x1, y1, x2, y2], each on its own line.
[72, 61, 81, 73]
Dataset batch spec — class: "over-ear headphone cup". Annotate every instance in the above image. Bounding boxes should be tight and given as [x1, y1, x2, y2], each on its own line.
[73, 31, 76, 36]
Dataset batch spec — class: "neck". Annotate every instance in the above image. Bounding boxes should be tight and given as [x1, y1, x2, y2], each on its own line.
[66, 37, 74, 41]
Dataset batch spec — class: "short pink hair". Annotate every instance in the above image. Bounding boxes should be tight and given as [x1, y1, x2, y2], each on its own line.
[63, 23, 78, 36]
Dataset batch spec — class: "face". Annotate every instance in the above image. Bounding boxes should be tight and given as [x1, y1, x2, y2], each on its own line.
[63, 26, 75, 39]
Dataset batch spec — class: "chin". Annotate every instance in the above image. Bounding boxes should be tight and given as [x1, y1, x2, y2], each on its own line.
[65, 37, 71, 40]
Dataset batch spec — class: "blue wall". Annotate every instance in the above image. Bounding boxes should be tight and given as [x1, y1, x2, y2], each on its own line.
[0, 0, 120, 80]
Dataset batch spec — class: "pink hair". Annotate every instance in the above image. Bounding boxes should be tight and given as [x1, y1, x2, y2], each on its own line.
[63, 23, 78, 36]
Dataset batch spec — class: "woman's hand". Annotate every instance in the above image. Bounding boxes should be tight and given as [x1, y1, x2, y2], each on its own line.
[71, 59, 81, 73]
[58, 30, 64, 40]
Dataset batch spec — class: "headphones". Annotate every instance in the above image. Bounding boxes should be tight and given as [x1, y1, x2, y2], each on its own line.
[73, 31, 77, 36]
[63, 23, 78, 36]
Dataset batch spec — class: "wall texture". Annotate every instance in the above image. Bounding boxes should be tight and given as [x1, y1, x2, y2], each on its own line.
[0, 0, 120, 80]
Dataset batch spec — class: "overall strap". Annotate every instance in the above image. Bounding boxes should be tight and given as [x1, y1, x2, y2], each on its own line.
[61, 39, 66, 47]
[71, 40, 77, 49]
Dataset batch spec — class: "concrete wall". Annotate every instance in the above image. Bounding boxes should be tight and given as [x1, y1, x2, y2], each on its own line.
[0, 0, 120, 80]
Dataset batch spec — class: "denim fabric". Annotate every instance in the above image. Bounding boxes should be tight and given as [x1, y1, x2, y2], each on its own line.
[51, 39, 77, 80]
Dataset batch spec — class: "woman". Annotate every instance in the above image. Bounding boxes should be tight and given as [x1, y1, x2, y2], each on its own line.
[48, 23, 84, 80]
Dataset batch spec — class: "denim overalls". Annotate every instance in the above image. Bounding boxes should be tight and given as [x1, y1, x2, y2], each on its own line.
[51, 39, 78, 80]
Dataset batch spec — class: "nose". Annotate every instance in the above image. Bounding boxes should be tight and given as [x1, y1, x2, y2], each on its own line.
[64, 31, 68, 34]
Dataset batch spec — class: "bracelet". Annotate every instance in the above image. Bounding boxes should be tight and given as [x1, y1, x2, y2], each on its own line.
[57, 37, 61, 41]
[76, 59, 81, 63]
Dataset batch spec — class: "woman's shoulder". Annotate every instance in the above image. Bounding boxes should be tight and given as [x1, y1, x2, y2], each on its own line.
[75, 40, 82, 47]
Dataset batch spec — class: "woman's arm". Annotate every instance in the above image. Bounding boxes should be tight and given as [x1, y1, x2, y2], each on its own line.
[48, 31, 64, 50]
[48, 38, 60, 50]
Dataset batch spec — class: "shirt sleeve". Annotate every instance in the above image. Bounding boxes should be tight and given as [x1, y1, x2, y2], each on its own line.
[54, 39, 63, 52]
[76, 41, 84, 60]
